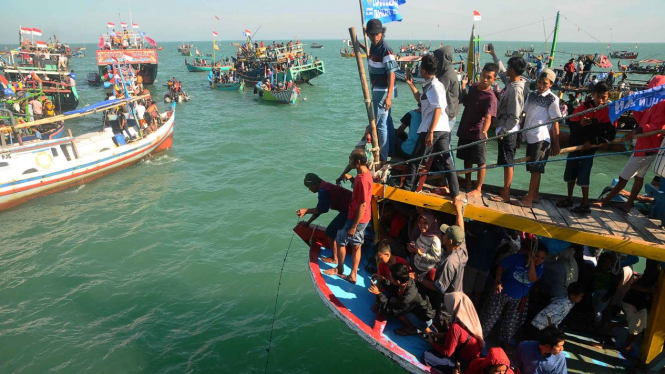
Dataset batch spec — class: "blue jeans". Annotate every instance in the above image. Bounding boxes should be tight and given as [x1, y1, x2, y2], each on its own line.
[372, 89, 395, 161]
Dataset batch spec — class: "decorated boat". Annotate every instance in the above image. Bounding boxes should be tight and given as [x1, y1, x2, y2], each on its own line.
[610, 50, 639, 59]
[185, 58, 215, 72]
[0, 97, 175, 211]
[95, 25, 159, 85]
[1, 50, 70, 84]
[253, 82, 298, 104]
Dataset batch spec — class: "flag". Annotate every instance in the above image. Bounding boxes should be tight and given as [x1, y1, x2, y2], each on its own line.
[98, 36, 104, 48]
[123, 53, 134, 62]
[35, 41, 47, 48]
[243, 29, 252, 37]
[20, 27, 32, 34]
[31, 28, 42, 36]
[609, 83, 665, 123]
[121, 22, 128, 29]
[215, 15, 220, 20]
[213, 44, 219, 51]
[213, 31, 218, 37]
[363, 0, 406, 25]
[598, 54, 613, 69]
[145, 36, 157, 47]
[473, 10, 481, 21]
[196, 48, 200, 55]
[132, 23, 139, 28]
[107, 22, 115, 28]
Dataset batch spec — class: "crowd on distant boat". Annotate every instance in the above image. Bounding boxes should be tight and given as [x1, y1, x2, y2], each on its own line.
[297, 19, 665, 374]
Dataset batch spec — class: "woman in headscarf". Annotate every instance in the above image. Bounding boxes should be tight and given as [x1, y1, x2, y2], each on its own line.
[421, 292, 484, 373]
[407, 209, 442, 282]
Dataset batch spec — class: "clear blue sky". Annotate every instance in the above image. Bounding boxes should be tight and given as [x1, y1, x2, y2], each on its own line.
[1, 0, 662, 44]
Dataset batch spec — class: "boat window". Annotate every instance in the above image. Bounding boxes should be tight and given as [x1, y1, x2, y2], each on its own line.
[59, 144, 72, 161]
[51, 148, 59, 157]
[0, 162, 8, 167]
[23, 168, 38, 174]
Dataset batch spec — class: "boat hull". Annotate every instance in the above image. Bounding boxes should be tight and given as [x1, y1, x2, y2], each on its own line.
[96, 49, 159, 85]
[0, 111, 175, 211]
[186, 63, 212, 72]
[395, 71, 425, 84]
[254, 84, 297, 104]
[212, 81, 244, 91]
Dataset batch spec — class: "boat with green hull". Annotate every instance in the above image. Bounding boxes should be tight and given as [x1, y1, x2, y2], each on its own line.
[253, 82, 298, 104]
[212, 80, 244, 91]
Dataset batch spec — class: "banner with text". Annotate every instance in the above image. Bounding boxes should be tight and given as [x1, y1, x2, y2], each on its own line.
[609, 84, 665, 123]
[96, 49, 158, 65]
[363, 0, 406, 25]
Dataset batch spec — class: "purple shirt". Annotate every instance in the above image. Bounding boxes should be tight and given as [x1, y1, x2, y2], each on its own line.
[457, 84, 498, 140]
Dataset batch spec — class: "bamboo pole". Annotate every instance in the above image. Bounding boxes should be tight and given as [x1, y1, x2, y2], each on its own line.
[67, 128, 80, 159]
[349, 27, 380, 168]
[453, 129, 665, 176]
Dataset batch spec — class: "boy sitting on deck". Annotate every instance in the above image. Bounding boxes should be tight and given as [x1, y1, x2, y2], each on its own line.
[512, 69, 561, 208]
[457, 63, 498, 197]
[557, 82, 617, 214]
[525, 281, 584, 338]
[368, 263, 436, 336]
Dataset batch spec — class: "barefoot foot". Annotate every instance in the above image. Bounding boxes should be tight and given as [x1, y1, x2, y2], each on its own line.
[320, 256, 337, 264]
[323, 268, 340, 276]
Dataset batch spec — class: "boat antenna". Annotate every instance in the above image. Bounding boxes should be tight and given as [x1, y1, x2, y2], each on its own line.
[251, 25, 263, 42]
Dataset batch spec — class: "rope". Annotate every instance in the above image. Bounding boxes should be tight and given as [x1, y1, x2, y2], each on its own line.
[392, 145, 665, 180]
[483, 17, 556, 37]
[392, 99, 613, 168]
[560, 14, 604, 45]
[264, 217, 298, 374]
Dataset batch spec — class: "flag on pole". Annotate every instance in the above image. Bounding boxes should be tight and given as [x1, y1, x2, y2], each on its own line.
[20, 27, 32, 34]
[213, 31, 218, 37]
[107, 22, 115, 28]
[132, 23, 139, 28]
[214, 43, 219, 51]
[121, 22, 128, 29]
[31, 28, 42, 36]
[243, 29, 252, 37]
[363, 0, 406, 25]
[609, 83, 665, 123]
[98, 37, 104, 48]
[35, 41, 47, 48]
[145, 36, 157, 47]
[473, 10, 481, 21]
[123, 53, 134, 62]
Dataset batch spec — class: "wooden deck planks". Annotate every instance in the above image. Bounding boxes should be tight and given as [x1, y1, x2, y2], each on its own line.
[621, 208, 665, 244]
[594, 208, 638, 240]
[531, 202, 554, 224]
[539, 199, 571, 227]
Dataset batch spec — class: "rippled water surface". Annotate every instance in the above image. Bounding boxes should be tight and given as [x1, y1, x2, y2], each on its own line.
[0, 40, 662, 373]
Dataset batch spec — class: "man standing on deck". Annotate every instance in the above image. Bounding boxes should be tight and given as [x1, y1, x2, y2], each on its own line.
[357, 19, 399, 164]
[324, 149, 373, 284]
[297, 173, 352, 265]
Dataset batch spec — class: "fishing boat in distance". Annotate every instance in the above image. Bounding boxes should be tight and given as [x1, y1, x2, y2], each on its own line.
[96, 28, 159, 85]
[340, 40, 365, 58]
[311, 43, 323, 49]
[208, 68, 244, 91]
[610, 50, 639, 59]
[0, 97, 176, 211]
[253, 81, 299, 104]
[87, 71, 102, 85]
[184, 58, 224, 72]
[395, 56, 425, 84]
[177, 42, 193, 52]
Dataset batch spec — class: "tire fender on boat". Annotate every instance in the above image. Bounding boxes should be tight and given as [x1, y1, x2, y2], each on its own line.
[35, 151, 53, 169]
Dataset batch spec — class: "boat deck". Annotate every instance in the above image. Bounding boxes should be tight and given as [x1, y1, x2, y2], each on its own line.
[376, 184, 665, 262]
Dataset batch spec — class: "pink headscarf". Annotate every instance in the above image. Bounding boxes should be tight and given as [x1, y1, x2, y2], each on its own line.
[418, 210, 442, 238]
[444, 292, 485, 347]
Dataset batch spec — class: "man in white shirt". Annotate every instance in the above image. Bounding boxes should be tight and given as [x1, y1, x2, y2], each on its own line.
[402, 53, 459, 198]
[513, 69, 561, 208]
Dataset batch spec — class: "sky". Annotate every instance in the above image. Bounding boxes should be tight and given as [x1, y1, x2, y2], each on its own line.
[1, 0, 663, 45]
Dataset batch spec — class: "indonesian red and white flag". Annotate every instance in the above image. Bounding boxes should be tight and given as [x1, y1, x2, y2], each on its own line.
[20, 27, 32, 35]
[473, 10, 481, 21]
[31, 28, 42, 36]
[121, 22, 128, 29]
[123, 53, 134, 61]
[107, 22, 115, 28]
[132, 23, 139, 28]
[243, 29, 252, 37]
[35, 41, 47, 48]
[213, 31, 218, 37]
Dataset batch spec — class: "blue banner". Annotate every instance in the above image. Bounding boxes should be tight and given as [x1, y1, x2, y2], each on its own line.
[364, 0, 406, 25]
[609, 84, 665, 123]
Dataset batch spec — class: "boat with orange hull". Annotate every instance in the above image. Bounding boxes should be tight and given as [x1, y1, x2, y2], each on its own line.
[0, 98, 175, 211]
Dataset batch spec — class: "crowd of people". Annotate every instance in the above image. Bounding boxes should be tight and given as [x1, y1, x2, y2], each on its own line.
[296, 18, 665, 374]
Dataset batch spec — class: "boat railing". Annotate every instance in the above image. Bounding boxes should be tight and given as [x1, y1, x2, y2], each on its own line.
[99, 32, 145, 50]
[6, 50, 65, 71]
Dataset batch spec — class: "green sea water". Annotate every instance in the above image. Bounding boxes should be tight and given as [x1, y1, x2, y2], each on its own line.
[1, 39, 663, 373]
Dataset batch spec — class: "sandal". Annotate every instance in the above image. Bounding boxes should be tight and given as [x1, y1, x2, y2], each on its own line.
[570, 204, 591, 214]
[556, 198, 573, 208]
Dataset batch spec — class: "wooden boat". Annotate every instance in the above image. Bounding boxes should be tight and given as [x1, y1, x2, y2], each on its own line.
[294, 223, 434, 373]
[395, 56, 425, 84]
[211, 80, 244, 91]
[177, 43, 193, 52]
[340, 49, 366, 58]
[311, 43, 323, 49]
[235, 42, 325, 84]
[12, 80, 80, 111]
[395, 71, 425, 84]
[0, 98, 175, 211]
[181, 49, 192, 57]
[96, 30, 158, 85]
[1, 50, 70, 83]
[504, 49, 524, 58]
[253, 82, 298, 104]
[86, 71, 102, 85]
[185, 59, 233, 72]
[610, 50, 638, 59]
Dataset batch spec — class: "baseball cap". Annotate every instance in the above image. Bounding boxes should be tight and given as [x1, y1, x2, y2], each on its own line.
[304, 173, 322, 187]
[539, 68, 556, 84]
[440, 224, 465, 246]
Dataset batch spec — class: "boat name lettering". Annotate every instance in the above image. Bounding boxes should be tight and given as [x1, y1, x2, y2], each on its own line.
[1, 152, 10, 159]
[609, 84, 665, 123]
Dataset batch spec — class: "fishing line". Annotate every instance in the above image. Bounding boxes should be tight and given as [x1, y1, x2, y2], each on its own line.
[264, 216, 298, 374]
[483, 17, 556, 37]
[560, 14, 604, 45]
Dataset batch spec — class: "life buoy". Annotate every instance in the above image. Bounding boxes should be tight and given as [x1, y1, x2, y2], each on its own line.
[35, 151, 53, 169]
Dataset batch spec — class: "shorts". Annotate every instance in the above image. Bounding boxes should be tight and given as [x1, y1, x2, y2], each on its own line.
[526, 141, 551, 174]
[463, 265, 488, 294]
[563, 151, 594, 187]
[405, 312, 433, 330]
[325, 210, 348, 239]
[335, 219, 369, 247]
[456, 138, 486, 165]
[619, 155, 656, 180]
[497, 133, 518, 166]
[622, 302, 648, 335]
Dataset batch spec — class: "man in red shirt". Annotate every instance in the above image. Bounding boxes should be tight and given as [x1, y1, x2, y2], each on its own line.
[324, 149, 374, 284]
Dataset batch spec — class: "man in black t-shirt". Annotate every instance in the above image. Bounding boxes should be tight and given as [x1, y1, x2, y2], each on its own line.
[620, 259, 661, 352]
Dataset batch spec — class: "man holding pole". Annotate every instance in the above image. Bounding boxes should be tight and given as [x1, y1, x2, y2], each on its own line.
[357, 19, 398, 164]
